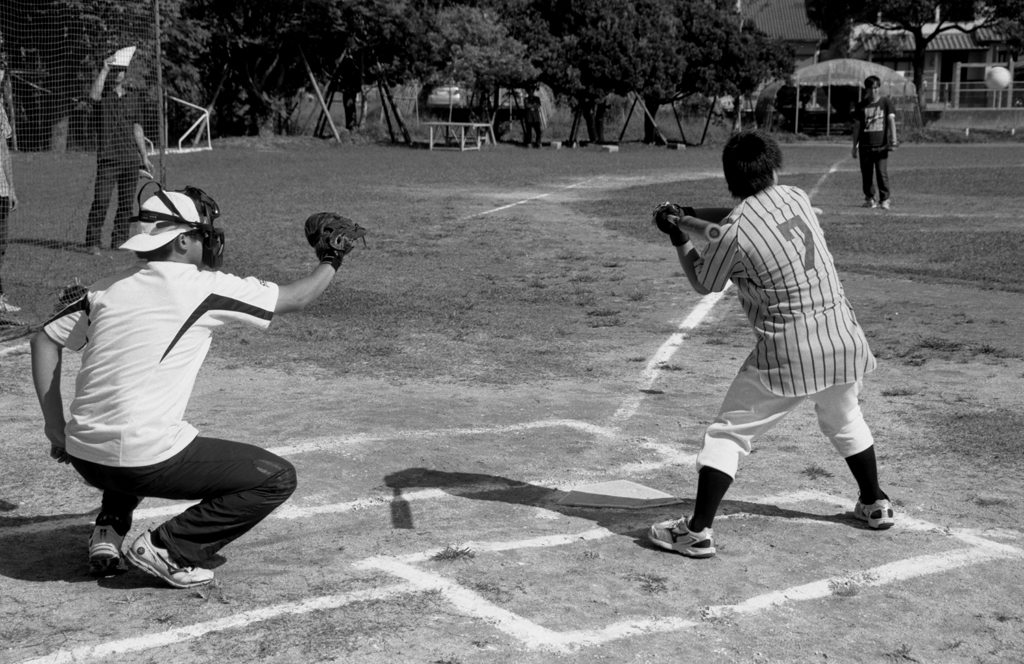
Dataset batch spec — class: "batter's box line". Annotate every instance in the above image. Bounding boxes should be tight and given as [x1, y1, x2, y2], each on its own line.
[354, 492, 1024, 653]
[18, 493, 1024, 662]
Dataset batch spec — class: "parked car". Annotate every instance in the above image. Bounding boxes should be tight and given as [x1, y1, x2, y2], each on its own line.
[425, 85, 464, 108]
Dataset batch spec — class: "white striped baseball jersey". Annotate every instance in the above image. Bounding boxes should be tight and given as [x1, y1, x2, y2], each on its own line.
[43, 261, 279, 467]
[693, 184, 876, 397]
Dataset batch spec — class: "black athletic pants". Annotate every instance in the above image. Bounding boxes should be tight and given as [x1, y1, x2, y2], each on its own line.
[524, 121, 542, 147]
[85, 158, 138, 249]
[71, 437, 297, 566]
[858, 148, 890, 203]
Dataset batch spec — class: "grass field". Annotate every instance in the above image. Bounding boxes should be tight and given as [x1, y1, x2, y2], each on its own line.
[1, 139, 1023, 663]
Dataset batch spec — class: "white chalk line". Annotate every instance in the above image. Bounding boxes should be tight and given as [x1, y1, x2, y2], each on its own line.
[457, 176, 604, 220]
[807, 157, 846, 201]
[270, 418, 616, 456]
[22, 490, 1021, 661]
[610, 287, 731, 424]
[0, 339, 29, 357]
[19, 584, 414, 664]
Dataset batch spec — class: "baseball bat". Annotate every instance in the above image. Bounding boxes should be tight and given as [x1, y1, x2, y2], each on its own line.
[667, 214, 723, 241]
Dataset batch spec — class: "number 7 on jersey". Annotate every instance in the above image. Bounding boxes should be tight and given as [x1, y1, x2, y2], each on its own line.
[778, 215, 817, 271]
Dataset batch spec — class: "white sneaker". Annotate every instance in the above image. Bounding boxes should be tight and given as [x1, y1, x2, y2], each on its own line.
[125, 530, 214, 588]
[854, 499, 895, 530]
[647, 517, 716, 558]
[863, 198, 877, 209]
[0, 294, 21, 313]
[88, 525, 124, 574]
[880, 199, 891, 210]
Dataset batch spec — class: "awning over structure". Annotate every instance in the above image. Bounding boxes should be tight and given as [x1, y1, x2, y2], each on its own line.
[791, 59, 917, 92]
[757, 60, 919, 136]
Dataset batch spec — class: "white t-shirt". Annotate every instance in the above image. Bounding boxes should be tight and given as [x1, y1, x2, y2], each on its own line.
[43, 261, 279, 467]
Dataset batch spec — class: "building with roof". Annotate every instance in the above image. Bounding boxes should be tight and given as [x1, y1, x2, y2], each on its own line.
[739, 0, 827, 68]
[851, 25, 1019, 108]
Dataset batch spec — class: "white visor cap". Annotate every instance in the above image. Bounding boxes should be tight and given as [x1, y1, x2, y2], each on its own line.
[118, 191, 202, 252]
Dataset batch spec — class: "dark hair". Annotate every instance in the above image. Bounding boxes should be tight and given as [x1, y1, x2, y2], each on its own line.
[721, 130, 782, 199]
[864, 76, 881, 89]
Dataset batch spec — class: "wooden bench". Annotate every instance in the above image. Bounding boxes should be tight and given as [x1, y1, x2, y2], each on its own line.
[425, 122, 496, 151]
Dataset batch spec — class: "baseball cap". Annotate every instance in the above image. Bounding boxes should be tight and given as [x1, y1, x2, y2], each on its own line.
[119, 191, 201, 252]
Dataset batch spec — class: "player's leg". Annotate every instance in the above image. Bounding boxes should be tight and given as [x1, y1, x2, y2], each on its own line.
[84, 159, 116, 250]
[149, 437, 297, 563]
[875, 153, 891, 209]
[648, 365, 802, 558]
[0, 196, 16, 313]
[810, 381, 894, 529]
[113, 436, 296, 587]
[69, 457, 143, 574]
[858, 151, 876, 207]
[109, 164, 137, 248]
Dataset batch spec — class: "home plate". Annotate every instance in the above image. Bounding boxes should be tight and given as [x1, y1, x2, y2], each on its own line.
[557, 479, 684, 509]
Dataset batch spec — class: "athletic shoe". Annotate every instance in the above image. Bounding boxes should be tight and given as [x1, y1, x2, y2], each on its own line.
[880, 199, 891, 210]
[863, 198, 877, 208]
[88, 525, 125, 574]
[854, 499, 895, 530]
[125, 530, 214, 588]
[0, 295, 20, 313]
[647, 517, 716, 558]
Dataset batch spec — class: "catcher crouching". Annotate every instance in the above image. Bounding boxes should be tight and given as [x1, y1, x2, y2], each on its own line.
[31, 184, 366, 588]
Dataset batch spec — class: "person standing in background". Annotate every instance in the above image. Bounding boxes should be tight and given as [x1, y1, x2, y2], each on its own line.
[0, 65, 19, 315]
[852, 76, 898, 210]
[523, 91, 543, 148]
[83, 46, 153, 254]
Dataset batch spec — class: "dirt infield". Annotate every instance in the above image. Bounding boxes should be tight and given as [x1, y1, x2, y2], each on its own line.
[2, 143, 1023, 663]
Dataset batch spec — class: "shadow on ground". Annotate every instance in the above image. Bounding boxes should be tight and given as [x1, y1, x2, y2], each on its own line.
[383, 467, 863, 551]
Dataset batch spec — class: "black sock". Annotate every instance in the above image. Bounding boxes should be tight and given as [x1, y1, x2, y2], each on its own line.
[689, 467, 733, 532]
[95, 514, 132, 538]
[150, 529, 166, 549]
[845, 446, 887, 504]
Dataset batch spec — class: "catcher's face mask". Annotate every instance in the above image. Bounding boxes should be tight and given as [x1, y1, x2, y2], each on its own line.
[134, 182, 225, 269]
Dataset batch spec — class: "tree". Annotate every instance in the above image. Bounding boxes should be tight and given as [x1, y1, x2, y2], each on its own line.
[178, 0, 347, 136]
[528, 0, 634, 143]
[416, 5, 537, 117]
[335, 0, 427, 130]
[805, 0, 1018, 112]
[715, 22, 795, 131]
[626, 0, 791, 142]
[990, 0, 1024, 58]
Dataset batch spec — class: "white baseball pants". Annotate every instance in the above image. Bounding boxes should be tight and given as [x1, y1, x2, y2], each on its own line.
[697, 365, 875, 478]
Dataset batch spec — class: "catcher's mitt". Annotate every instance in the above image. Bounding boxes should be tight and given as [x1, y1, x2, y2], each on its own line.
[54, 281, 88, 314]
[303, 212, 367, 270]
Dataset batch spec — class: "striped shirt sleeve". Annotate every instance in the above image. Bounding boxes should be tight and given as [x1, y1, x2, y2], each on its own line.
[693, 210, 746, 292]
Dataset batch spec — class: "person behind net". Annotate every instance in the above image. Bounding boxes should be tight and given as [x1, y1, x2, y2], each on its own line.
[0, 65, 19, 315]
[83, 47, 154, 254]
[31, 185, 355, 588]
